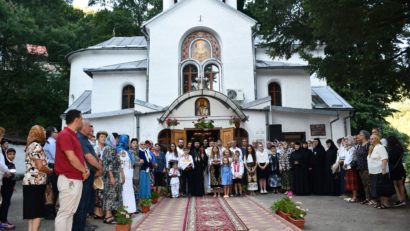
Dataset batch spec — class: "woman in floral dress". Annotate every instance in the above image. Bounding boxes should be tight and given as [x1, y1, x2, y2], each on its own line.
[102, 135, 124, 224]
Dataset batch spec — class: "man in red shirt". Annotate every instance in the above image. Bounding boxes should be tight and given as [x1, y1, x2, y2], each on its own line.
[54, 110, 90, 231]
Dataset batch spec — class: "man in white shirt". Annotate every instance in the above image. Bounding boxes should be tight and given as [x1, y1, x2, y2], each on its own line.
[229, 140, 243, 161]
[44, 126, 59, 219]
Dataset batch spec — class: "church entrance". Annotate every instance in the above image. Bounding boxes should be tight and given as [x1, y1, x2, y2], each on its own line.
[157, 127, 249, 150]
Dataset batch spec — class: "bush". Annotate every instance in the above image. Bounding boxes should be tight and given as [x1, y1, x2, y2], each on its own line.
[151, 190, 159, 199]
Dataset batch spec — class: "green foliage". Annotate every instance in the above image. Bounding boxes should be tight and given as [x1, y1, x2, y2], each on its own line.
[151, 190, 159, 199]
[271, 197, 294, 214]
[0, 0, 160, 138]
[114, 205, 132, 225]
[271, 197, 307, 219]
[247, 0, 410, 133]
[139, 198, 152, 207]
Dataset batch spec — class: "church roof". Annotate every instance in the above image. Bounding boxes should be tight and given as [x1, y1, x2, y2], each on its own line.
[312, 86, 353, 110]
[66, 36, 147, 62]
[64, 90, 92, 114]
[256, 60, 306, 70]
[84, 59, 147, 77]
[88, 36, 147, 49]
[142, 0, 256, 28]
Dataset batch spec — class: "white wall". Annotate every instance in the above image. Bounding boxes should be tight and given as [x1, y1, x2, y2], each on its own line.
[91, 71, 147, 113]
[270, 110, 352, 143]
[256, 69, 312, 109]
[242, 110, 267, 141]
[146, 0, 256, 106]
[88, 114, 137, 138]
[68, 49, 147, 105]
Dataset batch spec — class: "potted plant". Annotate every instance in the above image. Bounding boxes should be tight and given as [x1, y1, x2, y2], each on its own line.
[288, 202, 307, 229]
[115, 205, 132, 231]
[139, 198, 152, 213]
[229, 116, 241, 128]
[165, 117, 179, 127]
[271, 197, 294, 221]
[151, 190, 159, 204]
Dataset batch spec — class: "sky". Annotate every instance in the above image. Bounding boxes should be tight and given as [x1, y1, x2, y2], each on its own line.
[72, 0, 89, 9]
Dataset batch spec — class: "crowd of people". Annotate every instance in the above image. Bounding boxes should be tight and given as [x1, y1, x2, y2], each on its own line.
[0, 110, 408, 231]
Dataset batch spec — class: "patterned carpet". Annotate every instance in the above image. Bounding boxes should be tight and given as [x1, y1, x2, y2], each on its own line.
[133, 196, 300, 231]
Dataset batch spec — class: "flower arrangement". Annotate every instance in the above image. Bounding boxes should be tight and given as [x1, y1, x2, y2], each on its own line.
[151, 190, 159, 204]
[165, 117, 179, 127]
[271, 191, 307, 221]
[229, 116, 241, 128]
[229, 116, 241, 125]
[193, 116, 214, 129]
[115, 205, 132, 225]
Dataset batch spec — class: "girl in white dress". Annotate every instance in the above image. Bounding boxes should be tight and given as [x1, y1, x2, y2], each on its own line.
[117, 135, 136, 214]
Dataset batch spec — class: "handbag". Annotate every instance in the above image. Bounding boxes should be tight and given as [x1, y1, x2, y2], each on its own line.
[376, 174, 395, 197]
[45, 183, 54, 205]
[93, 176, 104, 190]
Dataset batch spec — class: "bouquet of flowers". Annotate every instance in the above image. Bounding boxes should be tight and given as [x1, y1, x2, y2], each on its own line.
[193, 117, 214, 129]
[165, 117, 179, 127]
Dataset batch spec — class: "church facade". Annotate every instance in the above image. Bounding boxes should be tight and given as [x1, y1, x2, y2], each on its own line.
[64, 0, 353, 147]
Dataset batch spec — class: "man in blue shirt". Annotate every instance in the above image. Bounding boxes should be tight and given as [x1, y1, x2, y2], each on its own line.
[72, 121, 102, 231]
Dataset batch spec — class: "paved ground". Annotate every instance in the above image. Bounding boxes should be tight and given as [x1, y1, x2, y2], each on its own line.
[9, 181, 410, 231]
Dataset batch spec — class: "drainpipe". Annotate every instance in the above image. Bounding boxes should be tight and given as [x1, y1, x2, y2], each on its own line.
[135, 111, 141, 140]
[265, 109, 269, 141]
[141, 26, 150, 102]
[343, 111, 354, 136]
[252, 24, 260, 100]
[329, 110, 340, 140]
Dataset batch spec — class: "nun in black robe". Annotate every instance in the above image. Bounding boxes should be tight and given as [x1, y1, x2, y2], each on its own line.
[289, 143, 310, 195]
[324, 139, 340, 196]
[311, 138, 327, 195]
[302, 142, 314, 193]
[189, 141, 208, 196]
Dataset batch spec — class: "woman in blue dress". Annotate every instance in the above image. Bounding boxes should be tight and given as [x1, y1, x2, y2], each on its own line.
[139, 142, 153, 199]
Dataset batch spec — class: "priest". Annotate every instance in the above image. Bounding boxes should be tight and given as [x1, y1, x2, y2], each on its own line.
[189, 141, 208, 196]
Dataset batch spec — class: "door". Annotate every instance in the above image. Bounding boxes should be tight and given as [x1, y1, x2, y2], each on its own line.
[171, 129, 186, 146]
[220, 128, 234, 148]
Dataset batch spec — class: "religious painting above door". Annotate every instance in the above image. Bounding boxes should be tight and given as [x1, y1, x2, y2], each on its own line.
[191, 40, 211, 62]
[195, 98, 210, 116]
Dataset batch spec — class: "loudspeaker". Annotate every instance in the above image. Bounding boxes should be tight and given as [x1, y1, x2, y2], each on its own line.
[269, 124, 283, 141]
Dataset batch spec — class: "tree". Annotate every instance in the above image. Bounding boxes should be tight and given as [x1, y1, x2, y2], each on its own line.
[247, 0, 410, 133]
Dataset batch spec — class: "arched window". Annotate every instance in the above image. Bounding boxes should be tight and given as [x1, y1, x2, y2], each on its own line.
[204, 63, 220, 91]
[122, 85, 135, 109]
[182, 64, 198, 93]
[268, 82, 282, 106]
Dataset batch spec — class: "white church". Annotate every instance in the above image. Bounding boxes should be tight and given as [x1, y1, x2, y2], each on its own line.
[64, 0, 353, 147]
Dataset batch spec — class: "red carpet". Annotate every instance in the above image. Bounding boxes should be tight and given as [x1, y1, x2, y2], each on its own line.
[184, 197, 248, 231]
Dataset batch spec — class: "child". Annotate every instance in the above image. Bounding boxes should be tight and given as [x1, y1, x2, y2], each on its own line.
[168, 162, 181, 198]
[231, 151, 244, 196]
[221, 156, 232, 198]
[0, 148, 16, 230]
[268, 146, 281, 193]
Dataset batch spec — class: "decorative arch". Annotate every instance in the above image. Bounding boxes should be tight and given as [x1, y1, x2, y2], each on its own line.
[268, 82, 282, 106]
[122, 85, 135, 109]
[159, 89, 247, 123]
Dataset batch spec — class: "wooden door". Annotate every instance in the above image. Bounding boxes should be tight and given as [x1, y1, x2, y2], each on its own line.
[171, 129, 186, 146]
[220, 128, 234, 148]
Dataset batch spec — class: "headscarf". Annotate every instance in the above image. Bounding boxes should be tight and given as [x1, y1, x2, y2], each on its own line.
[26, 125, 46, 147]
[105, 134, 116, 149]
[117, 134, 135, 165]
